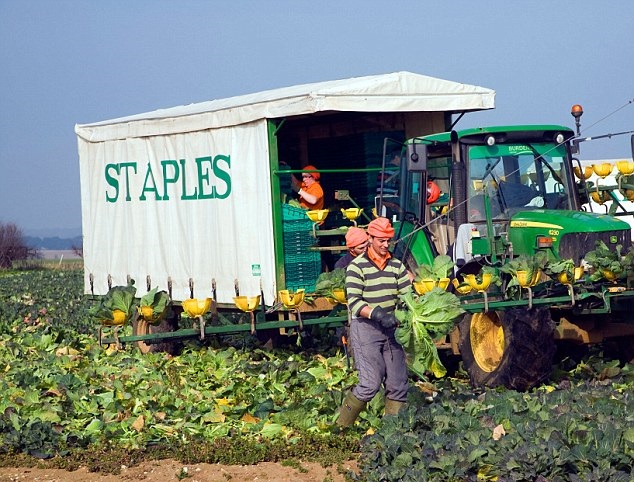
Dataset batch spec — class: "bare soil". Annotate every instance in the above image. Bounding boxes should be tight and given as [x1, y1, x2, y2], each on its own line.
[0, 459, 358, 482]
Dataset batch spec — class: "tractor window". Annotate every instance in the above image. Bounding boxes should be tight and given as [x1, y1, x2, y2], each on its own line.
[403, 171, 423, 219]
[427, 156, 451, 205]
[468, 142, 571, 218]
[401, 154, 451, 221]
[427, 156, 450, 181]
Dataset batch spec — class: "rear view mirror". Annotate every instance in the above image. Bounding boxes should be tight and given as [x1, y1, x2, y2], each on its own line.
[407, 143, 427, 172]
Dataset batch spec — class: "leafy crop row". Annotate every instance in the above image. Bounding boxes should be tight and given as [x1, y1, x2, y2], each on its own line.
[0, 270, 93, 335]
[0, 270, 365, 463]
[356, 363, 634, 481]
[1, 269, 633, 481]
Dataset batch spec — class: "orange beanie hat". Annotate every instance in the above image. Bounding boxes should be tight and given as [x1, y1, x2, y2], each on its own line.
[345, 227, 369, 248]
[367, 217, 395, 238]
[303, 165, 320, 181]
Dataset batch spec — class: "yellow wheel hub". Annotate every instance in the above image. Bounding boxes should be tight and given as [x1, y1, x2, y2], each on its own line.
[470, 312, 505, 373]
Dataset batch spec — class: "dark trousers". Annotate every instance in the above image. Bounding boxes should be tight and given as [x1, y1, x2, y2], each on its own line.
[349, 317, 408, 403]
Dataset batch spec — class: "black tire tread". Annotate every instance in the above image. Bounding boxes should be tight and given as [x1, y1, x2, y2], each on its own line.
[459, 307, 555, 391]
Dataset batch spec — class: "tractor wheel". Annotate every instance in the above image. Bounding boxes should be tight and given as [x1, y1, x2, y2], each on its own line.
[458, 307, 555, 391]
[132, 313, 181, 356]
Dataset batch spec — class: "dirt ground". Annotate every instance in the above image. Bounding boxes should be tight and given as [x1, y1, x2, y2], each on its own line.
[0, 459, 358, 482]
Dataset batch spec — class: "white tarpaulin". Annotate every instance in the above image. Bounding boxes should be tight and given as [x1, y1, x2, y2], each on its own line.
[78, 120, 275, 303]
[76, 71, 495, 304]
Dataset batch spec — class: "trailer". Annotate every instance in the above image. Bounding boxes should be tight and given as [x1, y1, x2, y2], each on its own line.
[75, 71, 495, 350]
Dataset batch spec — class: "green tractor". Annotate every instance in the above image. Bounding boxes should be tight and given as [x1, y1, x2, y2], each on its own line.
[387, 113, 634, 390]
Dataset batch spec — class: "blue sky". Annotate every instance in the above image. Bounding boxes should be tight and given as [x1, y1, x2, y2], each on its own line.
[1, 0, 632, 236]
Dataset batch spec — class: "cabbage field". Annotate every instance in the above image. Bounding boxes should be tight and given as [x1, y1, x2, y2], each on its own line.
[1, 268, 633, 481]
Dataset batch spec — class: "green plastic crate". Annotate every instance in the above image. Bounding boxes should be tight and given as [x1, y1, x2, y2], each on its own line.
[282, 204, 310, 220]
[285, 254, 322, 292]
[281, 204, 321, 291]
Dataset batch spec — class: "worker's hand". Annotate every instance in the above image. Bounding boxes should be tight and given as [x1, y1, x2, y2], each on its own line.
[291, 183, 301, 194]
[370, 306, 398, 329]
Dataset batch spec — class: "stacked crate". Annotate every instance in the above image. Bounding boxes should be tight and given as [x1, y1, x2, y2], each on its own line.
[282, 204, 322, 292]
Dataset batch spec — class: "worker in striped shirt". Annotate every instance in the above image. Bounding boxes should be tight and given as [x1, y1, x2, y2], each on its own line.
[336, 217, 412, 427]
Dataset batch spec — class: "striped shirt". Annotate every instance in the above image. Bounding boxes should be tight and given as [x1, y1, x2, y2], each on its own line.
[346, 253, 411, 318]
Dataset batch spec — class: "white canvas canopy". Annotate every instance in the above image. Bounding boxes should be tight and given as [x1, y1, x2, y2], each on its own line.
[76, 72, 495, 304]
[76, 71, 495, 141]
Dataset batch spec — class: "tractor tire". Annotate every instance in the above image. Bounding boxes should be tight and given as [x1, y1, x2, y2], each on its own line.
[132, 313, 181, 356]
[458, 307, 555, 391]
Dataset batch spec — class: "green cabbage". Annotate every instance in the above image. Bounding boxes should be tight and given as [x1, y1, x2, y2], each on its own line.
[312, 268, 346, 298]
[87, 282, 137, 323]
[414, 254, 454, 281]
[140, 287, 170, 318]
[395, 289, 464, 379]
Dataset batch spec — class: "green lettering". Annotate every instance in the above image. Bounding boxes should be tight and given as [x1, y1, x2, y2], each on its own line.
[139, 163, 162, 201]
[161, 160, 179, 201]
[196, 156, 214, 200]
[212, 154, 231, 199]
[180, 159, 198, 200]
[105, 164, 119, 203]
[105, 162, 136, 202]
[120, 162, 137, 201]
[104, 156, 231, 204]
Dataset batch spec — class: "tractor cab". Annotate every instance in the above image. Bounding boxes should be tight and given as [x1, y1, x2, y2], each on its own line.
[390, 125, 631, 273]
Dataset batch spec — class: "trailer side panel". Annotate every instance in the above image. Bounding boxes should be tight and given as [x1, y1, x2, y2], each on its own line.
[78, 119, 277, 304]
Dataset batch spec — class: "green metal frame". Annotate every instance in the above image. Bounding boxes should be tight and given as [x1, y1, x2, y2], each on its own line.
[458, 287, 634, 314]
[102, 282, 634, 346]
[461, 293, 560, 313]
[268, 120, 287, 292]
[101, 312, 348, 346]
